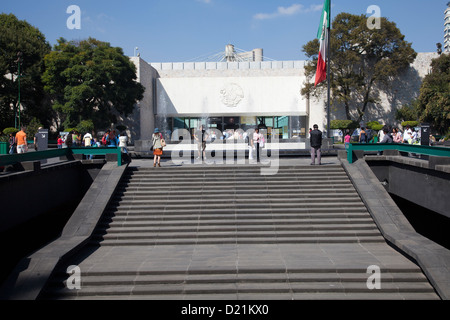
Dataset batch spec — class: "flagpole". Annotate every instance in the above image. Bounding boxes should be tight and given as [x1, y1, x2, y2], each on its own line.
[326, 1, 331, 139]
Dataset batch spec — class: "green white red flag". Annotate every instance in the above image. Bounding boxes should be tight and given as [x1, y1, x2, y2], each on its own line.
[315, 0, 331, 87]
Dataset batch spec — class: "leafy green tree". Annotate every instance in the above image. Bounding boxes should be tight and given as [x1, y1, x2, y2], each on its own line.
[396, 100, 421, 123]
[416, 53, 450, 135]
[302, 13, 417, 123]
[0, 13, 51, 130]
[42, 38, 145, 131]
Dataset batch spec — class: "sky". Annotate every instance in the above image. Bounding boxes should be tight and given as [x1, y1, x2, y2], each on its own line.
[2, 0, 448, 62]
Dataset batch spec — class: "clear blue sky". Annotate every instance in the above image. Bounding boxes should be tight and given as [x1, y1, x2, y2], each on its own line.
[2, 0, 448, 62]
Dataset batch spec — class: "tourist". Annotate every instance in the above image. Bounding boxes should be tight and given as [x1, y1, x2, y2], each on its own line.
[344, 131, 351, 149]
[152, 128, 164, 167]
[57, 135, 63, 149]
[403, 125, 413, 144]
[246, 131, 254, 161]
[65, 132, 73, 148]
[119, 132, 128, 154]
[194, 125, 207, 161]
[378, 127, 385, 144]
[34, 127, 43, 151]
[15, 127, 27, 154]
[107, 130, 118, 147]
[310, 124, 322, 166]
[83, 132, 93, 147]
[8, 133, 16, 154]
[392, 128, 402, 143]
[119, 132, 130, 163]
[359, 127, 368, 144]
[252, 128, 262, 163]
[379, 128, 393, 144]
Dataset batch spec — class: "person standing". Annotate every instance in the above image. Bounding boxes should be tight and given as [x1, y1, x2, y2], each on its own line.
[57, 135, 63, 149]
[15, 127, 27, 154]
[152, 128, 164, 167]
[344, 130, 351, 149]
[403, 125, 413, 144]
[34, 127, 43, 151]
[310, 124, 322, 166]
[252, 128, 262, 163]
[194, 125, 207, 161]
[119, 132, 128, 154]
[359, 127, 368, 144]
[8, 133, 16, 154]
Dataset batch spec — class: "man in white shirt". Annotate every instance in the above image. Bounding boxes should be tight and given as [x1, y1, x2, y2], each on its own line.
[83, 132, 93, 147]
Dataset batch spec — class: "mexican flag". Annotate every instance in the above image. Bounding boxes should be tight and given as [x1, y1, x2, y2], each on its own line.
[315, 0, 331, 87]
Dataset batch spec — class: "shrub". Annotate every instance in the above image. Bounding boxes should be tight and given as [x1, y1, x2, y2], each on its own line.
[3, 127, 19, 135]
[401, 121, 419, 128]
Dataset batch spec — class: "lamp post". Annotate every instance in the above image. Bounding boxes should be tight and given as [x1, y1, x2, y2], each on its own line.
[15, 51, 23, 129]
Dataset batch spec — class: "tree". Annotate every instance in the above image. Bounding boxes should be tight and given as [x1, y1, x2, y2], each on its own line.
[416, 53, 450, 135]
[0, 13, 51, 130]
[42, 38, 145, 132]
[302, 13, 417, 123]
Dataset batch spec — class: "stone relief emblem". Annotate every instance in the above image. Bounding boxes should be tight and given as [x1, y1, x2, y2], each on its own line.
[220, 83, 244, 108]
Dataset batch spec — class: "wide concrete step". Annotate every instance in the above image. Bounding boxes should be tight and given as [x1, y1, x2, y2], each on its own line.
[93, 236, 386, 246]
[102, 217, 376, 227]
[41, 269, 438, 300]
[113, 196, 363, 205]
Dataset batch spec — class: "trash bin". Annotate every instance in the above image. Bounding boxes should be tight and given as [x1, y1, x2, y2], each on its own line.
[35, 129, 49, 151]
[421, 123, 430, 146]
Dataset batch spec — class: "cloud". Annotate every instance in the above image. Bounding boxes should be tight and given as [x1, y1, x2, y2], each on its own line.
[254, 3, 322, 20]
[196, 0, 212, 4]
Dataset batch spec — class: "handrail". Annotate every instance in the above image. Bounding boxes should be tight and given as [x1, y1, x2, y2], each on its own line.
[0, 147, 123, 167]
[347, 143, 450, 164]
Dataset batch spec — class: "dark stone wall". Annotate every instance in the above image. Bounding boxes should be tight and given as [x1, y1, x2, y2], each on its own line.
[367, 160, 450, 219]
[0, 162, 98, 234]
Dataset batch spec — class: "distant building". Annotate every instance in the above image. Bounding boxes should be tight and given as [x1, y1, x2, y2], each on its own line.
[445, 2, 450, 52]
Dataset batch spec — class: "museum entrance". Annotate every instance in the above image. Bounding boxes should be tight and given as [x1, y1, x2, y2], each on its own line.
[166, 116, 307, 141]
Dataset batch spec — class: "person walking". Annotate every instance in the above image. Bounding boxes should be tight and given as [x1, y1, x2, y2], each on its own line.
[310, 124, 322, 166]
[15, 127, 27, 154]
[152, 128, 164, 167]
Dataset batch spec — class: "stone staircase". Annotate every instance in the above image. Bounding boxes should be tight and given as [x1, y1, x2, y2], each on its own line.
[39, 165, 439, 300]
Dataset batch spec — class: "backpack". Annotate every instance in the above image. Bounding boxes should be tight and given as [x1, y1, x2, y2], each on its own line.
[102, 134, 107, 146]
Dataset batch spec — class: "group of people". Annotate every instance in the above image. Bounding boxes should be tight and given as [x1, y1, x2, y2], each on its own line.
[8, 127, 28, 154]
[342, 125, 421, 146]
[57, 129, 128, 152]
[151, 126, 268, 167]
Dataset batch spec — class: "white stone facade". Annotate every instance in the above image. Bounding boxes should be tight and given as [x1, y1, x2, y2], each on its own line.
[128, 52, 437, 146]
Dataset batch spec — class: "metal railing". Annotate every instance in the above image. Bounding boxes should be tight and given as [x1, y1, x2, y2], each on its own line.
[347, 143, 450, 164]
[0, 147, 123, 167]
